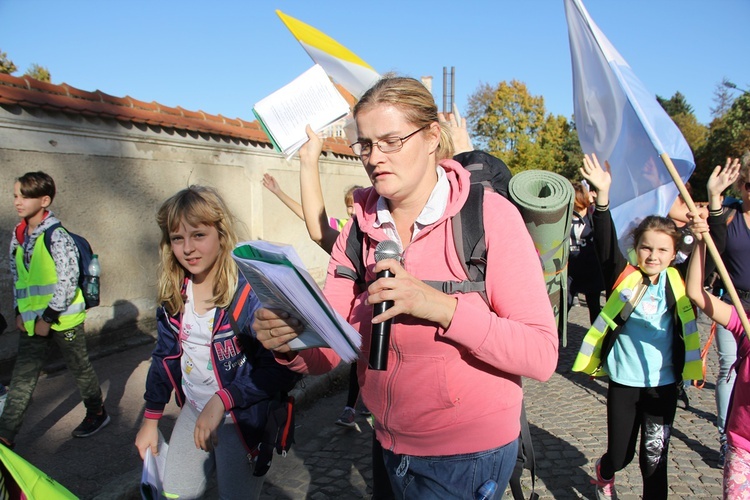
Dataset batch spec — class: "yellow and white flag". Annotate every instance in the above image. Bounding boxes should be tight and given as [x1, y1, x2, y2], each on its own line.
[276, 10, 380, 99]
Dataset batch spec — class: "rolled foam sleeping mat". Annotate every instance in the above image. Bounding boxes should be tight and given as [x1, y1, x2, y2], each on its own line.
[508, 170, 574, 347]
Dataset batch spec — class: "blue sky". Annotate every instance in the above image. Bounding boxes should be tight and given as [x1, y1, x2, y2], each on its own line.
[2, 0, 748, 126]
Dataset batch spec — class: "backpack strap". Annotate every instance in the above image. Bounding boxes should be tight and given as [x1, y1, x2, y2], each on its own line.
[42, 222, 63, 254]
[423, 183, 489, 304]
[459, 183, 488, 283]
[519, 401, 538, 500]
[421, 279, 487, 295]
[338, 217, 368, 292]
[509, 400, 538, 500]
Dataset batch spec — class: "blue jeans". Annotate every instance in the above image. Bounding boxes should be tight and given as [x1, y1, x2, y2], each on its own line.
[381, 439, 518, 500]
[714, 321, 737, 439]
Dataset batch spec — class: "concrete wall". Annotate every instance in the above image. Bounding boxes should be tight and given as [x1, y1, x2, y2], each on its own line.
[0, 106, 369, 337]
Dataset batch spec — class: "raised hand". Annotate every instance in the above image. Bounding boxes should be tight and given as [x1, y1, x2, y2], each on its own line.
[438, 104, 473, 155]
[686, 211, 709, 241]
[262, 173, 282, 195]
[580, 153, 611, 206]
[299, 124, 324, 167]
[707, 157, 741, 207]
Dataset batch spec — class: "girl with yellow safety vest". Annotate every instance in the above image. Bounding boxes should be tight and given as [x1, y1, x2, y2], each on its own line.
[575, 154, 703, 500]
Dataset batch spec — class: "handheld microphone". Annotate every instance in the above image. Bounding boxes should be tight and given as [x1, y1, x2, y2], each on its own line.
[369, 240, 401, 371]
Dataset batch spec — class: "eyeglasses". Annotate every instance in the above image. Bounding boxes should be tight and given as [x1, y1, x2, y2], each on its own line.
[349, 125, 428, 158]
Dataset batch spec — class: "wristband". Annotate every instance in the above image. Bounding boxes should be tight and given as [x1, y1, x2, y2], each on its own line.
[708, 207, 724, 217]
[595, 203, 610, 212]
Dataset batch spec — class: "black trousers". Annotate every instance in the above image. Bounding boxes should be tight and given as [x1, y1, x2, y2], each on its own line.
[346, 362, 359, 407]
[599, 380, 677, 500]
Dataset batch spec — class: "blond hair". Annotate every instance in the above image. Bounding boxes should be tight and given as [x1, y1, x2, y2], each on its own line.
[344, 185, 363, 207]
[353, 76, 454, 160]
[156, 185, 239, 315]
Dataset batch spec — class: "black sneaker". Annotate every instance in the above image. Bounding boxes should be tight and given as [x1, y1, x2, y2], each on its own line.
[335, 407, 357, 428]
[72, 407, 111, 438]
[718, 442, 728, 468]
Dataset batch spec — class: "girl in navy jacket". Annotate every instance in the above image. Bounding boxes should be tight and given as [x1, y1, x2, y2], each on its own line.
[135, 186, 299, 499]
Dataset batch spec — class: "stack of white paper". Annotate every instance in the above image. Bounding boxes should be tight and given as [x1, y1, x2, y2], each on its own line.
[232, 240, 361, 363]
[141, 432, 168, 500]
[252, 64, 351, 158]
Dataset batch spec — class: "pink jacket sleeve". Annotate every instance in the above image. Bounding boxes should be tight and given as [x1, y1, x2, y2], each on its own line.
[279, 347, 342, 375]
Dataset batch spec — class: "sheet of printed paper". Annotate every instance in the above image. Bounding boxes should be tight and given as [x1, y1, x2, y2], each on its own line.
[253, 64, 350, 157]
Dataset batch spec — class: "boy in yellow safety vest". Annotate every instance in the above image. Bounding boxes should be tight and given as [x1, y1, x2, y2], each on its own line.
[0, 171, 109, 449]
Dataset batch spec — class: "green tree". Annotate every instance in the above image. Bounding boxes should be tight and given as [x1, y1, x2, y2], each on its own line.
[465, 80, 576, 175]
[656, 91, 694, 116]
[656, 91, 707, 155]
[711, 78, 735, 120]
[532, 114, 568, 171]
[671, 112, 707, 154]
[558, 119, 584, 180]
[465, 80, 546, 168]
[24, 64, 51, 82]
[520, 114, 578, 175]
[0, 50, 17, 75]
[694, 92, 750, 199]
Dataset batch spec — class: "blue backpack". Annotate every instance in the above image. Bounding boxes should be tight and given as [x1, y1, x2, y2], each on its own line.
[43, 223, 99, 309]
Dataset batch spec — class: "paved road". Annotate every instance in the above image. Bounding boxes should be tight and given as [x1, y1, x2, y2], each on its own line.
[518, 308, 723, 499]
[263, 305, 725, 499]
[3, 304, 725, 499]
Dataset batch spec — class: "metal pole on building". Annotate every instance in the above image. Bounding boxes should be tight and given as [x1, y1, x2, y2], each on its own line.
[450, 66, 455, 115]
[442, 67, 448, 114]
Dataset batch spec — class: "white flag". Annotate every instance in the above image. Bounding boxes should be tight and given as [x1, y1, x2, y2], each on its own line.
[564, 0, 695, 248]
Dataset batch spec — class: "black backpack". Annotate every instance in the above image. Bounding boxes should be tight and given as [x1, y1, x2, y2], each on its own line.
[340, 150, 537, 500]
[43, 223, 99, 309]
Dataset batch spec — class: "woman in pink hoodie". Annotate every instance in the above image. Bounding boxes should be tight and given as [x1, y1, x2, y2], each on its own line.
[254, 76, 558, 499]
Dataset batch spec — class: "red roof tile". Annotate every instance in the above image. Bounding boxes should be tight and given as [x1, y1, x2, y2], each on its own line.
[0, 73, 357, 158]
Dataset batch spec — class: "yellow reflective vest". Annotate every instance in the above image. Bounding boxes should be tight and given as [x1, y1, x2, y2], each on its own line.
[14, 233, 86, 335]
[573, 266, 702, 381]
[0, 444, 77, 498]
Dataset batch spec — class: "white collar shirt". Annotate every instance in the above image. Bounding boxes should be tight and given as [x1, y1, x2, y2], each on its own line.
[373, 166, 449, 251]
